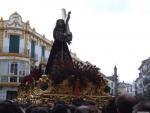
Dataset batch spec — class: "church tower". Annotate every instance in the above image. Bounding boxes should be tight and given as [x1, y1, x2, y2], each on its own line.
[113, 65, 118, 96]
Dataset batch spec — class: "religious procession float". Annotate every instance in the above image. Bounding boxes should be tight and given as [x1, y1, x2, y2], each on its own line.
[17, 9, 111, 106]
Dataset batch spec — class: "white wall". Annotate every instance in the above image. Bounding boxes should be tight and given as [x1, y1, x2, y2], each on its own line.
[19, 38, 24, 54]
[0, 61, 9, 75]
[3, 37, 9, 52]
[35, 44, 41, 66]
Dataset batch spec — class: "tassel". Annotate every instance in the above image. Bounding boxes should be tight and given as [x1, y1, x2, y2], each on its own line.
[74, 79, 80, 97]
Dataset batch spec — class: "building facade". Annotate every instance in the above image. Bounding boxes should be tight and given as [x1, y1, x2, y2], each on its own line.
[134, 75, 144, 96]
[118, 82, 134, 96]
[105, 77, 115, 95]
[0, 12, 54, 100]
[135, 57, 150, 97]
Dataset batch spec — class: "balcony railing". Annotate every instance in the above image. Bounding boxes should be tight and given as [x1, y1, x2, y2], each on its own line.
[0, 47, 29, 57]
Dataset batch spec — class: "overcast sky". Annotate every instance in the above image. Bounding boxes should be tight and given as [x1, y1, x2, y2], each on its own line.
[1, 0, 150, 83]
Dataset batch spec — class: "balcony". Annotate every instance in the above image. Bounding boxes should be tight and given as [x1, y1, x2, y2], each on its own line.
[0, 74, 20, 87]
[145, 69, 150, 76]
[143, 76, 150, 86]
[0, 47, 29, 58]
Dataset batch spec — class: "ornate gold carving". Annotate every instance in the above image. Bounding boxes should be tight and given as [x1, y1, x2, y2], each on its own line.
[17, 75, 111, 106]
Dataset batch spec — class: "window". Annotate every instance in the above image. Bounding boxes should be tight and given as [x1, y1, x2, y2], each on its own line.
[1, 76, 8, 82]
[41, 46, 45, 57]
[19, 71, 22, 75]
[19, 62, 26, 76]
[127, 88, 129, 92]
[139, 83, 143, 88]
[6, 91, 17, 100]
[130, 87, 132, 92]
[19, 77, 23, 82]
[111, 82, 113, 87]
[31, 40, 35, 58]
[10, 76, 17, 82]
[22, 71, 25, 76]
[9, 35, 20, 53]
[10, 63, 18, 75]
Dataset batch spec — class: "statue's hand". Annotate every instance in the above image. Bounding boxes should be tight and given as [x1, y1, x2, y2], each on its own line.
[68, 11, 71, 15]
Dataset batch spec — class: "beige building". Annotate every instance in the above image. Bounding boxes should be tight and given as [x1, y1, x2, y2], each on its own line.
[0, 12, 53, 100]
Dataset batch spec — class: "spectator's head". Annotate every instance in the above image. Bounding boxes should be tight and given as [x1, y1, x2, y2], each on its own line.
[75, 105, 90, 113]
[132, 100, 150, 113]
[101, 97, 117, 113]
[87, 101, 98, 113]
[72, 98, 84, 107]
[26, 105, 37, 113]
[54, 100, 65, 106]
[32, 107, 51, 113]
[26, 105, 51, 113]
[115, 95, 137, 113]
[0, 100, 25, 113]
[68, 105, 76, 113]
[52, 104, 67, 113]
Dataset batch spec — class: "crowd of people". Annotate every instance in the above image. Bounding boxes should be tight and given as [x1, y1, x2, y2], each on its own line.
[0, 95, 150, 113]
[102, 95, 150, 113]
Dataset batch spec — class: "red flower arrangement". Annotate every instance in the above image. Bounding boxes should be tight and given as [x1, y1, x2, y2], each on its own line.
[21, 66, 43, 86]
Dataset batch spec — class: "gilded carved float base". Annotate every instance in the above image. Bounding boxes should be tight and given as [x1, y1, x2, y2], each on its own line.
[17, 75, 111, 106]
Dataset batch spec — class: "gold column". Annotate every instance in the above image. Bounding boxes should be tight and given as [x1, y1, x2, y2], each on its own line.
[24, 21, 29, 56]
[0, 31, 3, 51]
[0, 18, 4, 51]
